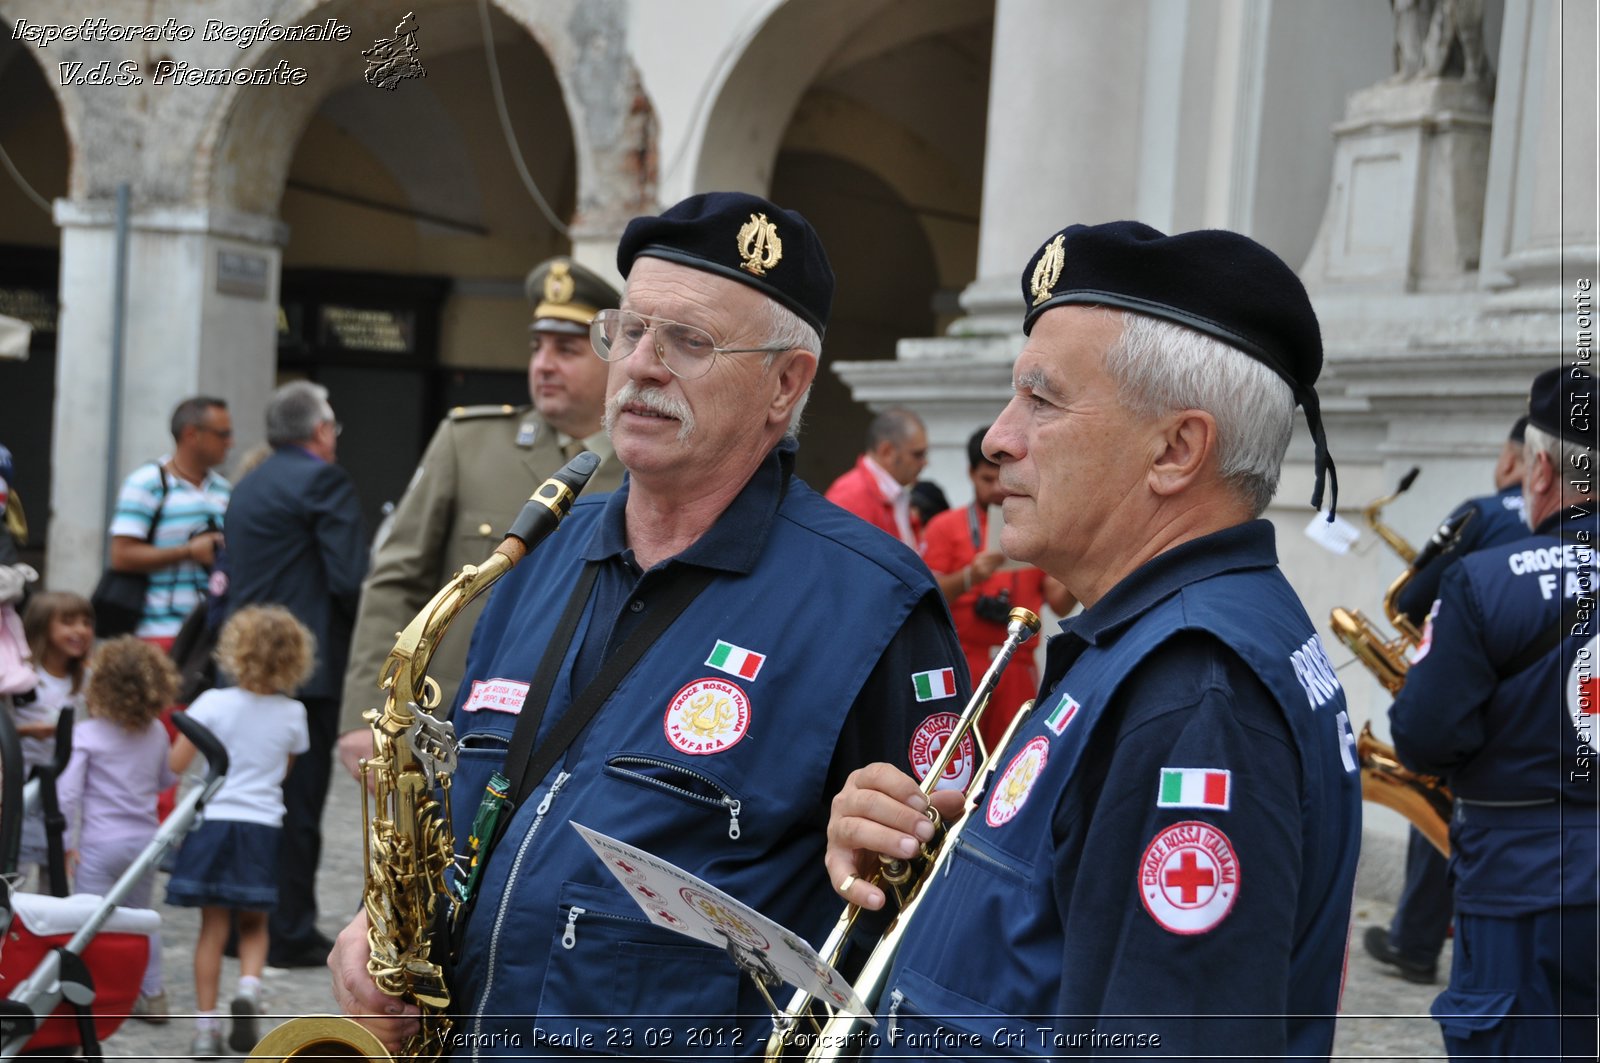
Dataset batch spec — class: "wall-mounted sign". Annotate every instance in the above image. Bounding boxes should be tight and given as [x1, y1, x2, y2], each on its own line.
[319, 304, 415, 353]
[216, 249, 271, 299]
[0, 287, 57, 333]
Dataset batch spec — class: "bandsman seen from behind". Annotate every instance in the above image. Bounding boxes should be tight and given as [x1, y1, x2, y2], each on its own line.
[827, 221, 1362, 1059]
[1389, 366, 1598, 1062]
[1363, 413, 1533, 988]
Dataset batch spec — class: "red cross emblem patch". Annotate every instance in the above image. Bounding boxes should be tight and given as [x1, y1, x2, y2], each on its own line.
[1138, 821, 1240, 934]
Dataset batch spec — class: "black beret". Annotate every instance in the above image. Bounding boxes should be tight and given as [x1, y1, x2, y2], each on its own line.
[1528, 366, 1596, 443]
[617, 192, 834, 337]
[1019, 220, 1337, 515]
[525, 257, 620, 336]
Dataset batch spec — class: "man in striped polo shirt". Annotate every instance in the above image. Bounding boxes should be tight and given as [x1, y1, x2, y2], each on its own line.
[107, 396, 232, 647]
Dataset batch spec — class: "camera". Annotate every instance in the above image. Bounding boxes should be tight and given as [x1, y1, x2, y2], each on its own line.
[972, 586, 1012, 625]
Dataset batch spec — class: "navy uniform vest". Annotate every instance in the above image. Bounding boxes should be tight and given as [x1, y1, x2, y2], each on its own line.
[1391, 510, 1600, 915]
[446, 475, 959, 1058]
[876, 523, 1362, 1060]
[1395, 484, 1528, 626]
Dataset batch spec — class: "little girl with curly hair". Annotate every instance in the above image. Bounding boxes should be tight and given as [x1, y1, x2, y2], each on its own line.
[167, 605, 311, 1058]
[57, 635, 181, 1021]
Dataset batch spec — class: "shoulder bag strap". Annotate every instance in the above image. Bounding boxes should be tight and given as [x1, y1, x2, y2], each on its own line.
[1495, 608, 1570, 680]
[146, 462, 171, 544]
[503, 562, 717, 809]
[451, 562, 716, 941]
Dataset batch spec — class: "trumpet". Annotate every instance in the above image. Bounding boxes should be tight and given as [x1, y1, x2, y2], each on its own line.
[764, 607, 1041, 1062]
[249, 453, 602, 1062]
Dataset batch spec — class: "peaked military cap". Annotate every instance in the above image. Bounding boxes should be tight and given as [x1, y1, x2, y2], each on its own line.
[616, 191, 834, 337]
[1020, 220, 1338, 516]
[1528, 365, 1596, 445]
[525, 257, 620, 336]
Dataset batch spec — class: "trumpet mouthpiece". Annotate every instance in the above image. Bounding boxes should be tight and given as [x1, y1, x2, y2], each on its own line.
[1008, 607, 1042, 640]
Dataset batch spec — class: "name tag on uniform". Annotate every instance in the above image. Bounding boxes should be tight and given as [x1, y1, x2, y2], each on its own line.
[461, 678, 529, 714]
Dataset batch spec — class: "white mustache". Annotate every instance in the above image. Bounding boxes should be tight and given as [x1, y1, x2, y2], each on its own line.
[605, 382, 696, 442]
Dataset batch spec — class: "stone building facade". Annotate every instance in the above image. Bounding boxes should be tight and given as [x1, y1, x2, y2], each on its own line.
[0, 0, 1593, 879]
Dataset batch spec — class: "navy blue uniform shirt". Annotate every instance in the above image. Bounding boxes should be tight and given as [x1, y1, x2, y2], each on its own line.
[447, 441, 969, 1058]
[1395, 484, 1528, 627]
[1390, 508, 1599, 913]
[876, 520, 1361, 1061]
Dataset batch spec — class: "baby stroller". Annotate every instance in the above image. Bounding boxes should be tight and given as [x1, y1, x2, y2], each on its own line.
[0, 705, 228, 1060]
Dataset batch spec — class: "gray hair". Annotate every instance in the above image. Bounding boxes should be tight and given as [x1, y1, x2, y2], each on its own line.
[761, 298, 822, 439]
[1103, 311, 1294, 517]
[170, 396, 226, 442]
[1523, 423, 1596, 498]
[866, 407, 925, 451]
[266, 381, 334, 447]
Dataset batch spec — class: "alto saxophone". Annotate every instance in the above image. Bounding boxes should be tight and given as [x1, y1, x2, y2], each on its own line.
[249, 453, 603, 1062]
[1329, 470, 1472, 857]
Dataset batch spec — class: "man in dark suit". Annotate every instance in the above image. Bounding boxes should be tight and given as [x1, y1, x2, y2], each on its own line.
[224, 380, 367, 967]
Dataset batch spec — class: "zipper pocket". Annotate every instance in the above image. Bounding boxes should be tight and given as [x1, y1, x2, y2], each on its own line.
[943, 833, 1032, 886]
[457, 731, 511, 751]
[560, 902, 652, 950]
[887, 988, 905, 1043]
[605, 755, 744, 839]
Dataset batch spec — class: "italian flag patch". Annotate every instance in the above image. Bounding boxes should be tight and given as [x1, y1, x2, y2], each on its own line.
[912, 667, 957, 702]
[706, 640, 766, 680]
[1045, 695, 1079, 735]
[1156, 767, 1232, 811]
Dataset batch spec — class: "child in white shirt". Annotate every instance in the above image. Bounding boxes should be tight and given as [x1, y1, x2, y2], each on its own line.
[167, 605, 312, 1058]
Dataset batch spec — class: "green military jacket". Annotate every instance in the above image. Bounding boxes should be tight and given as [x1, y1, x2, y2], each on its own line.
[339, 405, 623, 732]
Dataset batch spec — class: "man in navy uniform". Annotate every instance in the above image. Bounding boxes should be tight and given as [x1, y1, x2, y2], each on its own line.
[329, 193, 968, 1054]
[1364, 414, 1532, 986]
[827, 222, 1362, 1058]
[1389, 366, 1598, 1061]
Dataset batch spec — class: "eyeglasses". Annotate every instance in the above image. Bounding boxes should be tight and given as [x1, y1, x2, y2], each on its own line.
[198, 426, 233, 439]
[590, 309, 794, 380]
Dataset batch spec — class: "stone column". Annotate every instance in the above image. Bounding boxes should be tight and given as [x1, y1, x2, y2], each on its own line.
[957, 0, 1148, 328]
[834, 0, 1148, 494]
[1479, 0, 1598, 296]
[47, 201, 284, 594]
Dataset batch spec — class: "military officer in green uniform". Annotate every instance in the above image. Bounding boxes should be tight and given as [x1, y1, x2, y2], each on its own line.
[336, 257, 625, 778]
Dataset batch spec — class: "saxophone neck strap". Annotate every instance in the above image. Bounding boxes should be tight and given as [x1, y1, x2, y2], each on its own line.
[502, 558, 718, 811]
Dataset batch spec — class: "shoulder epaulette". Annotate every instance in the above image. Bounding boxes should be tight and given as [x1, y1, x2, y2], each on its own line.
[448, 404, 523, 422]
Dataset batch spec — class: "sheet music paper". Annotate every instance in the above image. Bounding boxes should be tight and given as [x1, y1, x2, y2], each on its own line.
[571, 822, 872, 1019]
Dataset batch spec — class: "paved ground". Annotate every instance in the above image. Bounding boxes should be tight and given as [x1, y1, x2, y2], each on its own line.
[22, 777, 1449, 1061]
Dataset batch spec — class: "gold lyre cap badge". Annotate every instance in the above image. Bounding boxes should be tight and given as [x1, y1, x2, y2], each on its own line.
[1030, 234, 1066, 306]
[736, 212, 783, 276]
[543, 260, 575, 304]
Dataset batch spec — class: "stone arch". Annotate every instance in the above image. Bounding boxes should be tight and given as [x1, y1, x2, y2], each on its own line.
[197, 0, 653, 242]
[692, 0, 988, 275]
[691, 0, 993, 484]
[0, 16, 71, 239]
